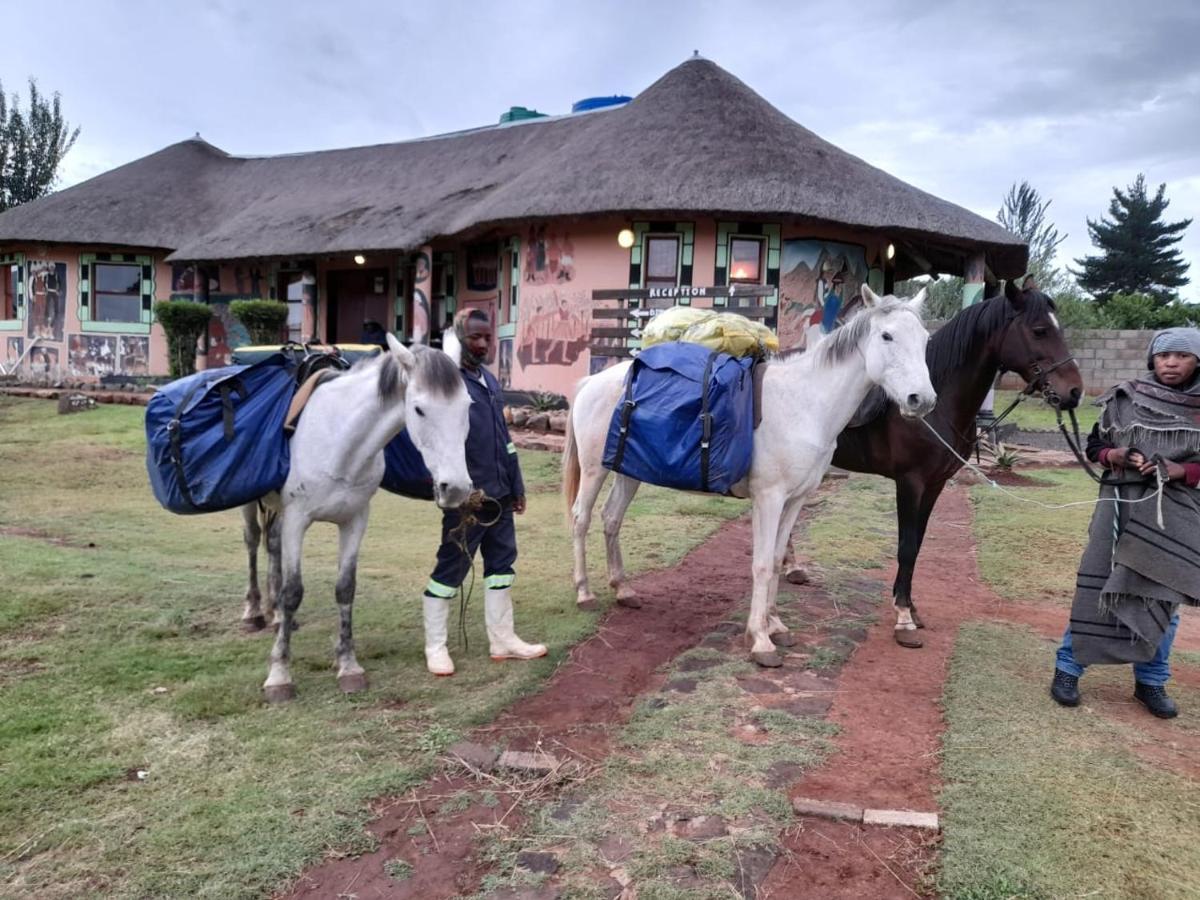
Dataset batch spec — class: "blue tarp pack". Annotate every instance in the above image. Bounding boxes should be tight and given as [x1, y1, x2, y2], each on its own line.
[146, 355, 295, 514]
[602, 342, 755, 494]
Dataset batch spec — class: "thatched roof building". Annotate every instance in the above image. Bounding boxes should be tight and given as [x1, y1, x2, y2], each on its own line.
[0, 57, 1024, 279]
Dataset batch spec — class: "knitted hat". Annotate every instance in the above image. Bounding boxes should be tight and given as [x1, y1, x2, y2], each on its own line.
[1147, 327, 1200, 369]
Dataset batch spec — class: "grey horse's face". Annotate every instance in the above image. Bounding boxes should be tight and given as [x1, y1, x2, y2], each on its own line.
[860, 286, 937, 418]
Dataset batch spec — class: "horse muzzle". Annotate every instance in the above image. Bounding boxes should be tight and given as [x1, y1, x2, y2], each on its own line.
[899, 389, 937, 419]
[434, 481, 473, 509]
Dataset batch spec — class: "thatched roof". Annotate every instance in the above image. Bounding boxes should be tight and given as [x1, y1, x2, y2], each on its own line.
[0, 57, 1027, 278]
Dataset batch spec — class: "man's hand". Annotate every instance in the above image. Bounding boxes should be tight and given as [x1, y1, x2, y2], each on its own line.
[1137, 458, 1187, 481]
[513, 496, 527, 515]
[1107, 447, 1145, 469]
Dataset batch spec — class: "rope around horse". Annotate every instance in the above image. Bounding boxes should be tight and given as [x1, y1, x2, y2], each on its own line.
[919, 415, 1167, 526]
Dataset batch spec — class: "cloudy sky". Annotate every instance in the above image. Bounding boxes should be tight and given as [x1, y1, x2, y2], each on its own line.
[6, 0, 1199, 299]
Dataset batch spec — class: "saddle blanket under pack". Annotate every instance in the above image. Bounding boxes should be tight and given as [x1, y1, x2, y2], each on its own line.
[602, 341, 755, 494]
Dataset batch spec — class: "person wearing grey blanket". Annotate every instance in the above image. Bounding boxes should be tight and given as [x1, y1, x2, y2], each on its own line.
[1050, 328, 1200, 719]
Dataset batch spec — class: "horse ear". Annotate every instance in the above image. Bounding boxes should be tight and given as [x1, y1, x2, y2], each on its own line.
[1005, 278, 1026, 309]
[442, 329, 463, 367]
[860, 284, 882, 308]
[386, 332, 416, 370]
[907, 287, 928, 317]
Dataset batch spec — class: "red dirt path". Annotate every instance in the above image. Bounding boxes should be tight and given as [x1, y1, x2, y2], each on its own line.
[282, 478, 1200, 899]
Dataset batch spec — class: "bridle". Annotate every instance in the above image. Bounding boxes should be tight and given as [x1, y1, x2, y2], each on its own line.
[984, 315, 1102, 482]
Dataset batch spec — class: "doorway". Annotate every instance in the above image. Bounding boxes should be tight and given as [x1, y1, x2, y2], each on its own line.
[327, 268, 390, 344]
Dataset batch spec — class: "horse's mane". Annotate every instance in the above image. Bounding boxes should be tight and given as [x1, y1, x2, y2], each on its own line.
[776, 298, 912, 369]
[327, 346, 462, 401]
[926, 291, 1051, 389]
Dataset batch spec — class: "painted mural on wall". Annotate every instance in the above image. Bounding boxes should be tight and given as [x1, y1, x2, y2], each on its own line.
[498, 338, 513, 388]
[206, 303, 251, 368]
[27, 344, 59, 374]
[171, 264, 221, 294]
[516, 288, 589, 368]
[6, 337, 22, 362]
[26, 261, 66, 342]
[778, 239, 868, 351]
[412, 251, 432, 344]
[524, 226, 575, 285]
[66, 334, 150, 377]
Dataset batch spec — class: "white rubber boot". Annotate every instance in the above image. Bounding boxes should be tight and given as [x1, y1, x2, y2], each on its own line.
[422, 594, 455, 676]
[484, 587, 547, 660]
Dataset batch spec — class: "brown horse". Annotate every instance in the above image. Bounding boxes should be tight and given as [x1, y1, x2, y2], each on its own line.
[827, 279, 1084, 646]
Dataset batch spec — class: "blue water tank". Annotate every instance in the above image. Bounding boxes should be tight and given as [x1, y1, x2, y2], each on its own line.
[571, 95, 632, 114]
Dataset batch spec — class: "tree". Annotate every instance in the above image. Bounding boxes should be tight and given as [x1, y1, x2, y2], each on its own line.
[0, 79, 80, 212]
[1074, 174, 1191, 305]
[894, 275, 963, 321]
[997, 181, 1067, 292]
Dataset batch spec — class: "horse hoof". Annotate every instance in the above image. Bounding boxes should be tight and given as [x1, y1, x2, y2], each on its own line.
[894, 631, 923, 649]
[576, 598, 599, 612]
[770, 631, 798, 648]
[241, 616, 268, 632]
[751, 650, 784, 668]
[337, 673, 369, 694]
[785, 568, 809, 585]
[616, 595, 642, 609]
[911, 610, 925, 629]
[263, 683, 297, 704]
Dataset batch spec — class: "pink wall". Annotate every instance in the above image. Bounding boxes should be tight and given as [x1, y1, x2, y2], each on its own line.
[0, 243, 171, 381]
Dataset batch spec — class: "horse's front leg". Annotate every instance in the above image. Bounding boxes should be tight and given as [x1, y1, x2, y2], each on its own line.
[766, 496, 805, 648]
[240, 503, 267, 631]
[602, 474, 641, 608]
[572, 465, 609, 611]
[747, 491, 786, 667]
[892, 476, 946, 648]
[263, 510, 308, 703]
[333, 509, 370, 693]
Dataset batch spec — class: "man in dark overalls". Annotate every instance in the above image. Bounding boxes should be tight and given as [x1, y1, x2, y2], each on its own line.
[422, 309, 547, 675]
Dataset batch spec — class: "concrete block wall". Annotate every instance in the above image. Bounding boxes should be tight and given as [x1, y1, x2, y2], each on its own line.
[996, 328, 1154, 395]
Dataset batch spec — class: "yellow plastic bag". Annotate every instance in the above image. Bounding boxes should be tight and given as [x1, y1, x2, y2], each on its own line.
[641, 306, 714, 347]
[681, 312, 779, 357]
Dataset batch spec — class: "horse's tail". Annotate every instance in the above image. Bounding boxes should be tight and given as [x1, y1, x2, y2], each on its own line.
[562, 401, 581, 527]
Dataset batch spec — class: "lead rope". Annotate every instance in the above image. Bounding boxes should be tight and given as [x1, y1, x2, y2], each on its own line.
[918, 416, 1166, 519]
[446, 490, 505, 650]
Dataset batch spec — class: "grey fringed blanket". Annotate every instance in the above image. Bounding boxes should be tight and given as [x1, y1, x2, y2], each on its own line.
[1070, 378, 1200, 665]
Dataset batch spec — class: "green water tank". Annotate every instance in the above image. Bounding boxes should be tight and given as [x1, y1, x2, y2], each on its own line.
[499, 106, 547, 124]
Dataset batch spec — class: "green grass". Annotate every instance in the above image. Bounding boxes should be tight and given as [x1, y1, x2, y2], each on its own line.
[968, 467, 1095, 603]
[992, 389, 1100, 433]
[940, 622, 1200, 899]
[0, 396, 741, 899]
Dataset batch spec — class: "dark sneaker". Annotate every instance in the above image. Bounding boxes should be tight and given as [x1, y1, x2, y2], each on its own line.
[1134, 683, 1178, 719]
[1050, 670, 1080, 707]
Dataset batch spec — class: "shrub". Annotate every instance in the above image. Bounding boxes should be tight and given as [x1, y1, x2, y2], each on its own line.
[1095, 293, 1199, 330]
[229, 299, 289, 345]
[1050, 289, 1106, 328]
[153, 301, 212, 378]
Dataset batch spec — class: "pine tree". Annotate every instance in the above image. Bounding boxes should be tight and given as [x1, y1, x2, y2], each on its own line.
[1074, 174, 1191, 305]
[0, 79, 79, 212]
[997, 181, 1066, 291]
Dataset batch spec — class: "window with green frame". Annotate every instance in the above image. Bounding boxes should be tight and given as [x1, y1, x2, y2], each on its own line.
[79, 252, 154, 332]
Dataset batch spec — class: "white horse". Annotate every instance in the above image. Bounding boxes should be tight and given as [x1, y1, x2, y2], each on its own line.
[563, 287, 935, 667]
[259, 334, 473, 702]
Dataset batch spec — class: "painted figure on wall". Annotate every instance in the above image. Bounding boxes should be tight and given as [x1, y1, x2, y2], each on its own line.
[172, 264, 221, 294]
[524, 226, 575, 286]
[498, 338, 513, 388]
[26, 261, 66, 342]
[68, 334, 118, 377]
[778, 240, 868, 351]
[119, 336, 150, 375]
[517, 288, 588, 368]
[206, 303, 251, 367]
[28, 345, 59, 374]
[233, 265, 265, 297]
[5, 336, 23, 364]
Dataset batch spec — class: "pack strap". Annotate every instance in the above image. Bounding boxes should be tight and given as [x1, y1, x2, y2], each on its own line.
[609, 362, 639, 474]
[700, 349, 720, 491]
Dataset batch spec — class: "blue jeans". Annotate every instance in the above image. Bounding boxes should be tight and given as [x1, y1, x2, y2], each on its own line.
[1055, 614, 1180, 687]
